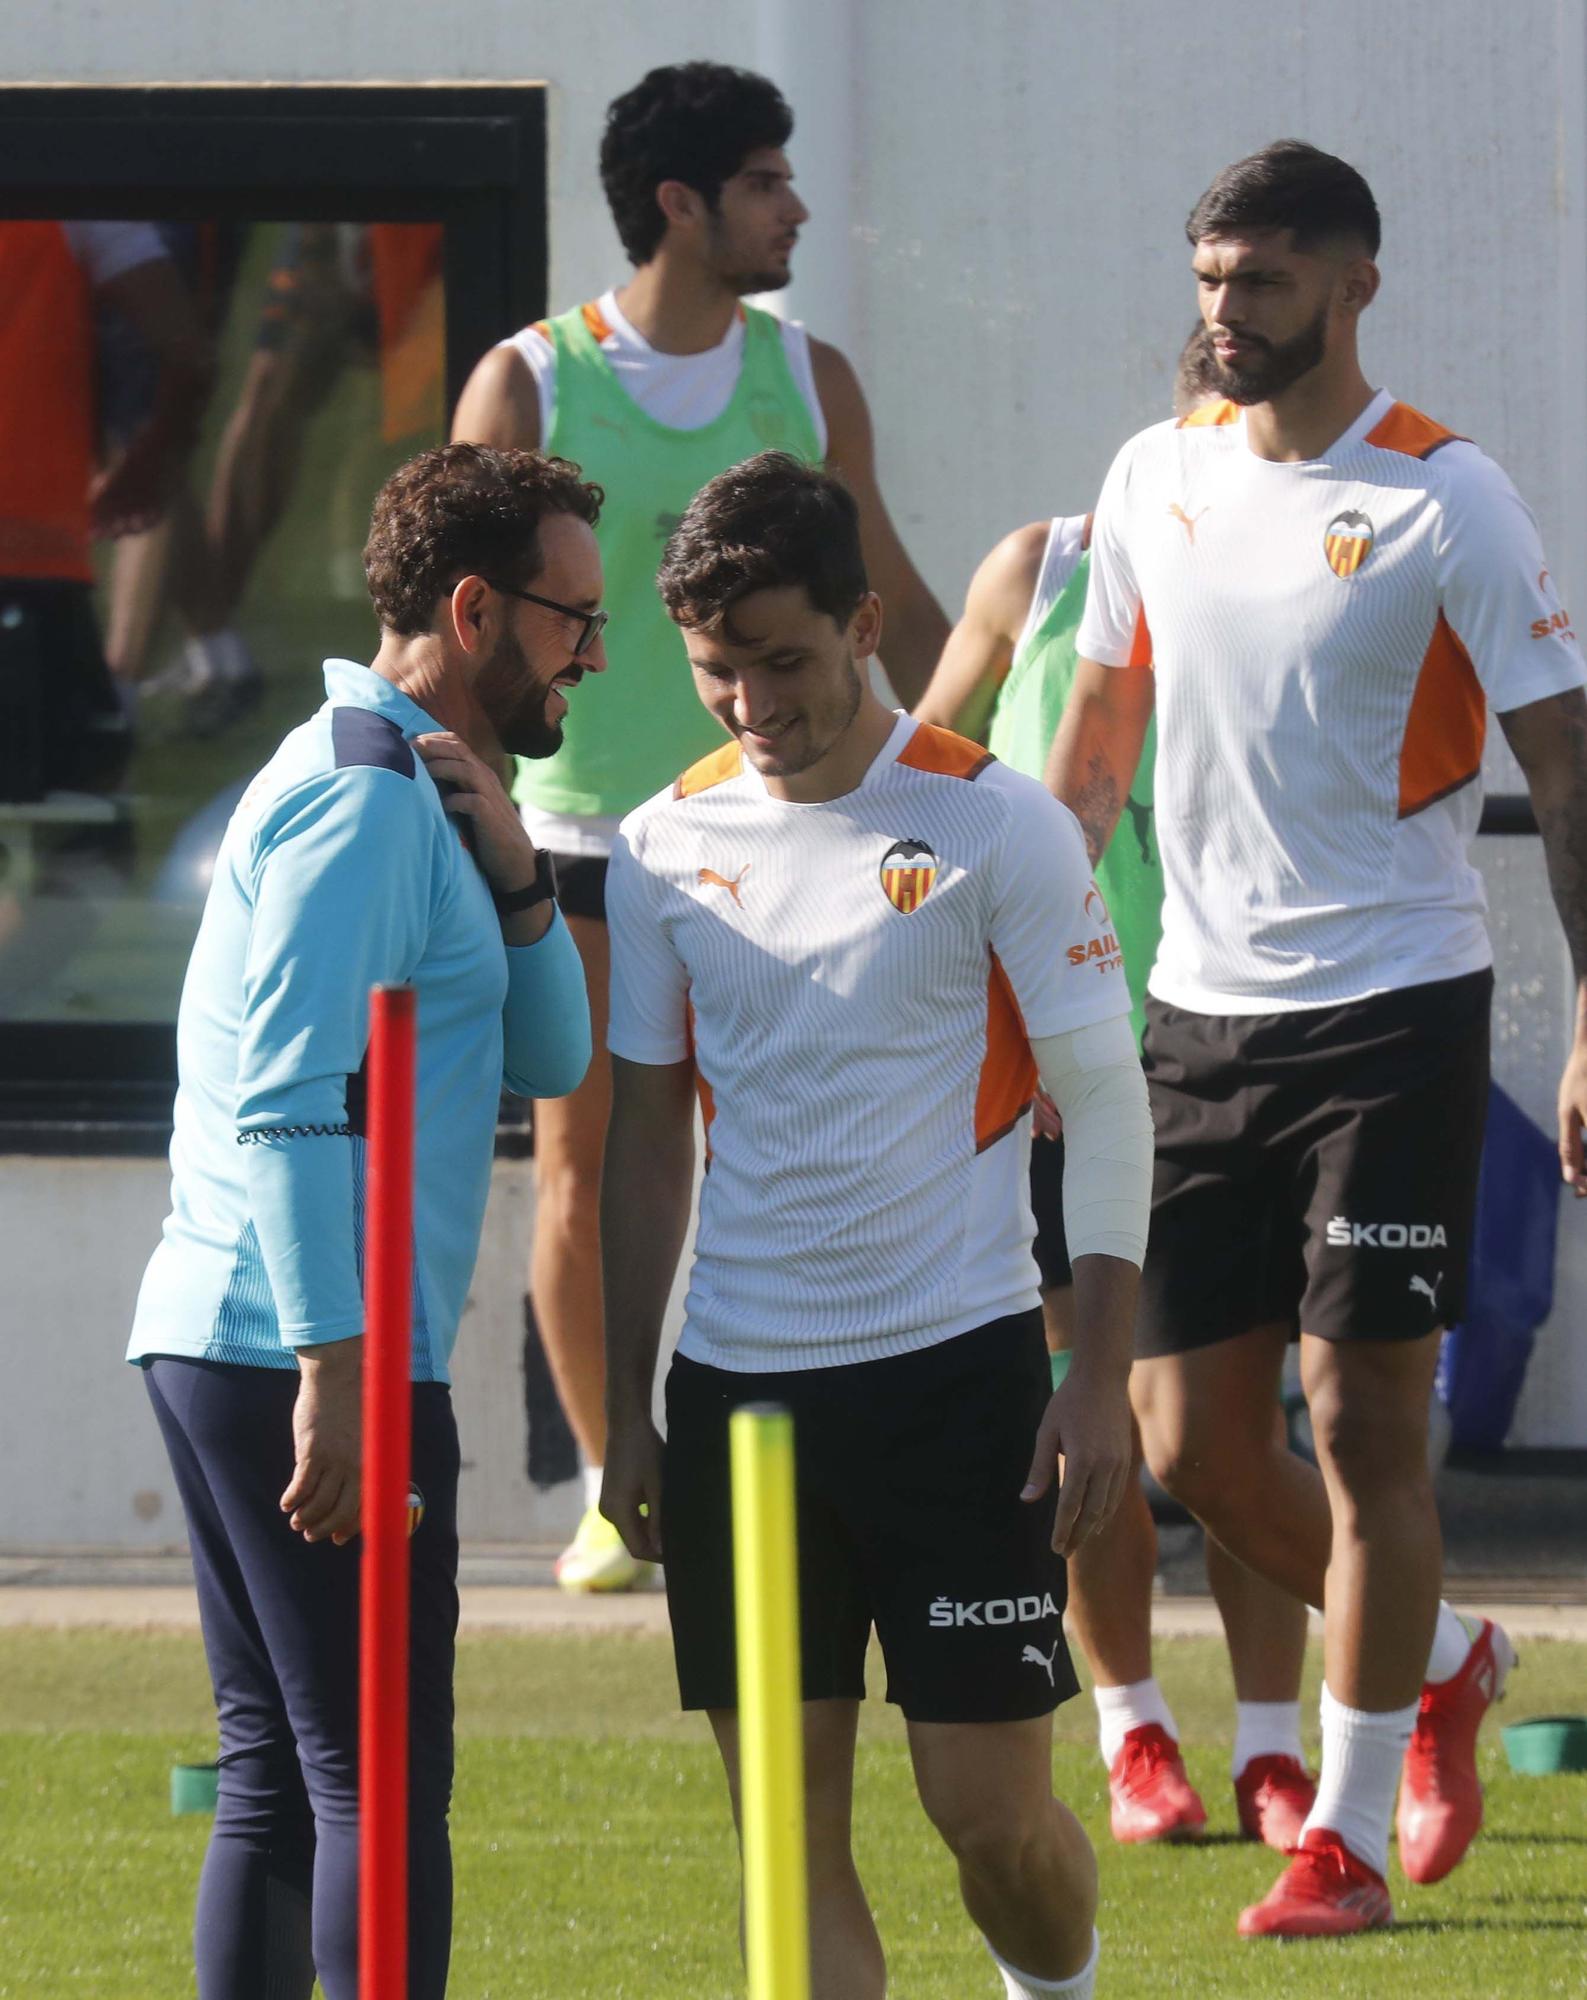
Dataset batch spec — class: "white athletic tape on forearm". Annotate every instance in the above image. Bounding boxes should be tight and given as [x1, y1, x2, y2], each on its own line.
[1031, 1017, 1153, 1269]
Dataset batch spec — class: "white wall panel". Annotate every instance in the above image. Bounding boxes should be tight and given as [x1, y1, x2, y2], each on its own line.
[5, 0, 1584, 1456]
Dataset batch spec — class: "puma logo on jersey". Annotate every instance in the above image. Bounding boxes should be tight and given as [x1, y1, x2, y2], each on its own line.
[1022, 1640, 1061, 1687]
[1168, 503, 1210, 543]
[1409, 1271, 1443, 1307]
[699, 864, 750, 907]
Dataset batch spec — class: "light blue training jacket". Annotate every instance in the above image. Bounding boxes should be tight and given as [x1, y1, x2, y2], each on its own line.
[128, 658, 590, 1382]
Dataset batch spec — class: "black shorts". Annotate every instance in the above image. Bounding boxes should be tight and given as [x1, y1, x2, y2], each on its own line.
[662, 1311, 1078, 1725]
[1139, 969, 1492, 1356]
[1029, 1133, 1070, 1290]
[543, 850, 607, 922]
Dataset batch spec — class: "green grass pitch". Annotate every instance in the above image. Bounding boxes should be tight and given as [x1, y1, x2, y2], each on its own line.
[1, 1629, 1583, 1997]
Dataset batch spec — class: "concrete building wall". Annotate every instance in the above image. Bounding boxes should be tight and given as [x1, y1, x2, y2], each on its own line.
[4, 0, 1583, 1553]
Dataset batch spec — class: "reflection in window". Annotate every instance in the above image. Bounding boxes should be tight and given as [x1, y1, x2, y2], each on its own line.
[0, 220, 445, 1025]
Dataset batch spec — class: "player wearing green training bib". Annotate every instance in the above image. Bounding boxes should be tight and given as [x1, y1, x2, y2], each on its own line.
[453, 62, 948, 1592]
[914, 330, 1312, 1855]
[988, 525, 1161, 1052]
[516, 296, 821, 820]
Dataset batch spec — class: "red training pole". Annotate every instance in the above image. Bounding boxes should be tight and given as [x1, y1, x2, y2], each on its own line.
[360, 983, 417, 2000]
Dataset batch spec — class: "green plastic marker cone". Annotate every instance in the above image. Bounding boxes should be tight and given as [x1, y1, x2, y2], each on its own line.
[171, 1761, 220, 1815]
[1501, 1716, 1587, 1776]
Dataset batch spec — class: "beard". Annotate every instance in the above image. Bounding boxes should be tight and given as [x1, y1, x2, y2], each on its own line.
[705, 212, 794, 297]
[1210, 303, 1330, 405]
[738, 654, 863, 776]
[475, 627, 568, 760]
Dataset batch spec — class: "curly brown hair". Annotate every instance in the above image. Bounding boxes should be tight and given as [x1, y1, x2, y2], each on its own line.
[657, 451, 866, 633]
[363, 442, 603, 636]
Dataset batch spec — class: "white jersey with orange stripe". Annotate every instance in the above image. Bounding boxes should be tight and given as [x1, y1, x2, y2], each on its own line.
[606, 713, 1132, 1371]
[1077, 388, 1586, 1014]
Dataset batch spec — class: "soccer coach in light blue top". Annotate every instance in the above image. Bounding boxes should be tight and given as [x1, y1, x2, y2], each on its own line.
[127, 442, 601, 2000]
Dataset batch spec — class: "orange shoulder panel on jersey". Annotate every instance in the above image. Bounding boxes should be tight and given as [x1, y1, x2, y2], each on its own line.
[897, 723, 995, 781]
[1399, 612, 1486, 818]
[1081, 513, 1095, 550]
[531, 319, 551, 340]
[672, 740, 745, 800]
[580, 299, 613, 343]
[1366, 401, 1465, 461]
[975, 951, 1037, 1153]
[1176, 399, 1239, 429]
[1126, 606, 1153, 670]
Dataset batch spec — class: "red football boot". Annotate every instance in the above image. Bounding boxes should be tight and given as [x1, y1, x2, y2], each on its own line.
[1107, 1723, 1208, 1844]
[1398, 1617, 1517, 1885]
[1235, 1753, 1317, 1851]
[1238, 1828, 1393, 1937]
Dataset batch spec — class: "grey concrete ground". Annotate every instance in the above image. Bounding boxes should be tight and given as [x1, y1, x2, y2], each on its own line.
[4, 1448, 1581, 1637]
[2, 1548, 1583, 1639]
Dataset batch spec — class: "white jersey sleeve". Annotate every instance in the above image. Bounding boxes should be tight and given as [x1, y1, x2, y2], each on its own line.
[605, 819, 691, 1066]
[1075, 435, 1145, 668]
[1435, 444, 1587, 713]
[985, 768, 1135, 1039]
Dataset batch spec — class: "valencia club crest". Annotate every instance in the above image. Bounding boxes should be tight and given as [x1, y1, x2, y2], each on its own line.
[880, 839, 938, 914]
[1324, 509, 1374, 578]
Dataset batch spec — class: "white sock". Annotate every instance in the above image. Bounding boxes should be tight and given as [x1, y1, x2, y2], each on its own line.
[582, 1463, 604, 1512]
[1093, 1678, 1177, 1768]
[1425, 1601, 1476, 1684]
[989, 1930, 1098, 1999]
[1301, 1683, 1415, 1878]
[1232, 1699, 1305, 1779]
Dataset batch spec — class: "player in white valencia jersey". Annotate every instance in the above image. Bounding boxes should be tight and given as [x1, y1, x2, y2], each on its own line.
[601, 455, 1153, 2000]
[1050, 140, 1587, 1941]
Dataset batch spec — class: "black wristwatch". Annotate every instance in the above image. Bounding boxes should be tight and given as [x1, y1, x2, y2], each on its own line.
[493, 851, 557, 917]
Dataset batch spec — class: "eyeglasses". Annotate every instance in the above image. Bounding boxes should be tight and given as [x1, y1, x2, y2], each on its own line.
[487, 581, 609, 658]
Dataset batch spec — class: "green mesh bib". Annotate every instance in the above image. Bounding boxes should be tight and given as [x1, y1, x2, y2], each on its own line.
[987, 542, 1163, 1047]
[514, 302, 822, 819]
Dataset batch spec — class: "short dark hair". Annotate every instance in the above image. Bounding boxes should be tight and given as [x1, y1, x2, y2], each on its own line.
[363, 442, 602, 636]
[1186, 140, 1381, 257]
[657, 452, 867, 633]
[1173, 325, 1223, 416]
[600, 63, 794, 266]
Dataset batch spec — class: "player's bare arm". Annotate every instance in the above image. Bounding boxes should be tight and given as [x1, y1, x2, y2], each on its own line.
[1018, 1015, 1151, 1553]
[1499, 685, 1587, 1194]
[809, 335, 948, 706]
[913, 520, 1050, 736]
[600, 1054, 697, 1561]
[451, 340, 542, 450]
[1045, 656, 1155, 866]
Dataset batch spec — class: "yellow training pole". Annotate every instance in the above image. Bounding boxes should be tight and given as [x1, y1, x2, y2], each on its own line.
[730, 1403, 810, 2000]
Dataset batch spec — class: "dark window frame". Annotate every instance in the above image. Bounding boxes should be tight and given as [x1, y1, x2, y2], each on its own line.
[0, 83, 547, 1155]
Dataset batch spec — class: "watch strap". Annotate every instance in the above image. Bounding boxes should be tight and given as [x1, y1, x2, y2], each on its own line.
[493, 852, 557, 917]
